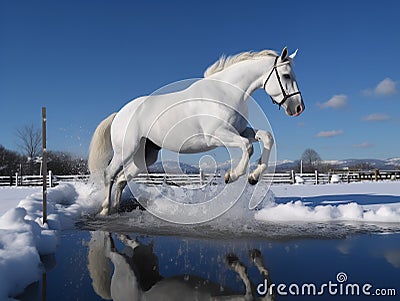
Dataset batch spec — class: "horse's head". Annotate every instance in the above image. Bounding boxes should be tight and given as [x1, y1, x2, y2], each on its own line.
[263, 47, 305, 116]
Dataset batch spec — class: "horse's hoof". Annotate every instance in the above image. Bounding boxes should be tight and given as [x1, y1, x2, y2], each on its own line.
[224, 170, 237, 184]
[249, 249, 262, 260]
[248, 175, 258, 185]
[99, 207, 109, 216]
[224, 171, 231, 184]
[226, 253, 239, 266]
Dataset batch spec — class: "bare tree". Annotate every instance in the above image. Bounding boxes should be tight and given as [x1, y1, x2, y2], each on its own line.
[300, 148, 322, 172]
[16, 124, 41, 159]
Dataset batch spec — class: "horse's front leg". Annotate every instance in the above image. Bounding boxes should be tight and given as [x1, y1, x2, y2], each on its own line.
[117, 234, 140, 250]
[249, 249, 275, 300]
[226, 254, 253, 300]
[248, 130, 274, 185]
[240, 128, 274, 185]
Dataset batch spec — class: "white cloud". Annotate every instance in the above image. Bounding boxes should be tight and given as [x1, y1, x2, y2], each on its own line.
[353, 142, 373, 148]
[362, 113, 390, 122]
[317, 94, 348, 109]
[363, 78, 397, 96]
[316, 129, 344, 138]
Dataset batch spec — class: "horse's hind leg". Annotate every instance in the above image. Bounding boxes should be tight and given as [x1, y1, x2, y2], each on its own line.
[109, 160, 140, 214]
[100, 155, 124, 215]
[101, 142, 142, 215]
[112, 138, 160, 211]
[114, 172, 127, 211]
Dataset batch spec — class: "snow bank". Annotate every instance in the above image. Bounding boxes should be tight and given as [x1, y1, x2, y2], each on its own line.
[0, 208, 41, 300]
[256, 182, 400, 223]
[0, 182, 101, 300]
[255, 200, 400, 223]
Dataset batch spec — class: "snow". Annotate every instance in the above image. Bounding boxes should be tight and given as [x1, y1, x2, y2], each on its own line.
[256, 182, 400, 223]
[0, 187, 41, 216]
[270, 181, 400, 198]
[0, 180, 400, 300]
[255, 199, 400, 223]
[330, 174, 341, 183]
[0, 182, 101, 300]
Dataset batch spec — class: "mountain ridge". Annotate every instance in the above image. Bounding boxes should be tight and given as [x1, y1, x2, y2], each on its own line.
[147, 158, 400, 173]
[275, 157, 400, 171]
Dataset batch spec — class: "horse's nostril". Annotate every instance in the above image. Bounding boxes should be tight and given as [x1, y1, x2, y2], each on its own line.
[296, 105, 302, 114]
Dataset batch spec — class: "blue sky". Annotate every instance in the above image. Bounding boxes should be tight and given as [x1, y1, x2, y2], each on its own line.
[0, 0, 399, 161]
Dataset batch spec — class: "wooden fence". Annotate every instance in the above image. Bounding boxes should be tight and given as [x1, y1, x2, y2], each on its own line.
[1, 169, 399, 187]
[0, 172, 216, 187]
[0, 171, 57, 187]
[260, 169, 400, 184]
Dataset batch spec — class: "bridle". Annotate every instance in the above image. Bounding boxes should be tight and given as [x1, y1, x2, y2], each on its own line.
[262, 56, 302, 110]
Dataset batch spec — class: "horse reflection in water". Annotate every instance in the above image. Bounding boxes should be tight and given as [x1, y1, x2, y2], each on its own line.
[87, 232, 274, 301]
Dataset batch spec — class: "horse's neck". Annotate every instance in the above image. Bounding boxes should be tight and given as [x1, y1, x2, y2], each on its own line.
[212, 57, 274, 99]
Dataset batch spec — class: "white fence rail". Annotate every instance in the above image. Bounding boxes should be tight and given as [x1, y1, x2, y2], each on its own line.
[0, 171, 57, 187]
[1, 169, 399, 187]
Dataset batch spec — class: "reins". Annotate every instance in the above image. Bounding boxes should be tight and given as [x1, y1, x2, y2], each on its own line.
[262, 56, 302, 109]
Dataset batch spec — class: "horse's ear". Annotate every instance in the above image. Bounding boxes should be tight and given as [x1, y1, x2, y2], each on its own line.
[280, 47, 288, 61]
[289, 49, 298, 59]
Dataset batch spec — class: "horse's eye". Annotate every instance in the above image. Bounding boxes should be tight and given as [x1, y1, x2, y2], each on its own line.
[283, 74, 291, 79]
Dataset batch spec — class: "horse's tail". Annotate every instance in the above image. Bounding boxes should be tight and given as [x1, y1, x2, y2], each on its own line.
[88, 113, 117, 176]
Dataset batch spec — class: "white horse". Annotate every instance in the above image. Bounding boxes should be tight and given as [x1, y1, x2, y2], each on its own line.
[88, 47, 304, 215]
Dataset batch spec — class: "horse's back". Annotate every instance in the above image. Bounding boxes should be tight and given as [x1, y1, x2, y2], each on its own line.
[110, 80, 249, 153]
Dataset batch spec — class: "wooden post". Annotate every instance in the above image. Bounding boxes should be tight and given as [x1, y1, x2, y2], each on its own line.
[315, 170, 318, 185]
[300, 160, 303, 175]
[48, 170, 53, 187]
[42, 107, 47, 224]
[199, 168, 204, 185]
[374, 169, 379, 182]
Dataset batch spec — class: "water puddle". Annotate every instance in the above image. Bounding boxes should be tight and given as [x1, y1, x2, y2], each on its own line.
[18, 230, 400, 300]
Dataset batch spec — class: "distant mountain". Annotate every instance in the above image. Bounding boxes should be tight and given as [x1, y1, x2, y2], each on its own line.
[275, 158, 400, 171]
[274, 160, 298, 171]
[147, 161, 199, 174]
[386, 157, 400, 167]
[146, 157, 400, 174]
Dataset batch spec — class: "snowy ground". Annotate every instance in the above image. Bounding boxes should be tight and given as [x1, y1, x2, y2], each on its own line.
[1, 181, 400, 300]
[0, 182, 100, 301]
[258, 182, 400, 223]
[271, 181, 400, 198]
[0, 187, 41, 216]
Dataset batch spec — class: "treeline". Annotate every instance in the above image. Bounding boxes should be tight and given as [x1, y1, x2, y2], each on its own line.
[0, 145, 88, 176]
[275, 148, 383, 173]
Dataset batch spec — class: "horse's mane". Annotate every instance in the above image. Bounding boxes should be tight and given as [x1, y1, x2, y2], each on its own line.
[204, 49, 278, 78]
